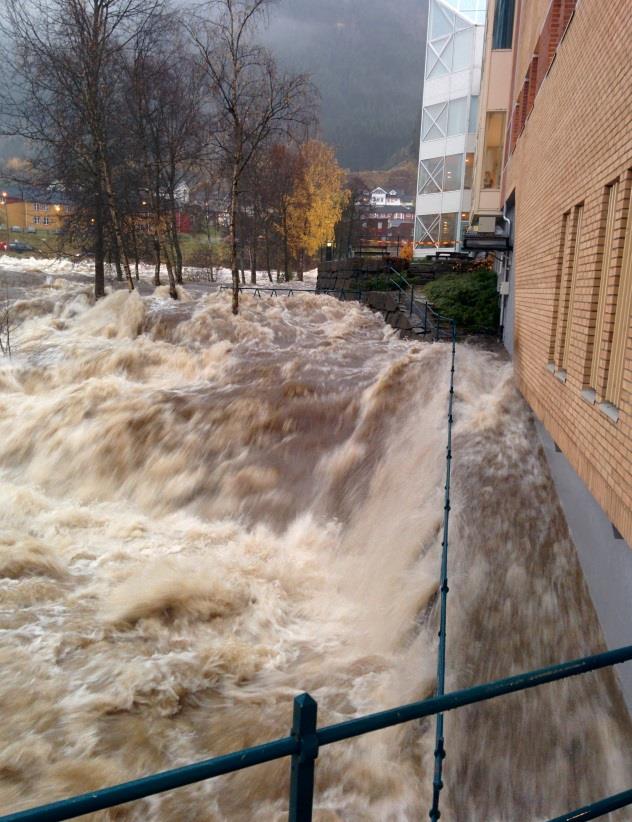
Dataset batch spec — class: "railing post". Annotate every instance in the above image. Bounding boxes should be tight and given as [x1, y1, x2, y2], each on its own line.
[288, 693, 318, 822]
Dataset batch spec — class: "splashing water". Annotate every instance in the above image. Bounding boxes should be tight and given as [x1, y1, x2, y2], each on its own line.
[0, 273, 630, 821]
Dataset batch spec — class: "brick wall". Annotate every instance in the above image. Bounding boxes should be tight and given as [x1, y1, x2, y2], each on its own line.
[504, 0, 632, 543]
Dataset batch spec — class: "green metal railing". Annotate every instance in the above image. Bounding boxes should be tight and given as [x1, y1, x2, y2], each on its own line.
[430, 313, 456, 821]
[2, 279, 630, 822]
[387, 266, 454, 341]
[218, 284, 366, 301]
[1, 646, 631, 822]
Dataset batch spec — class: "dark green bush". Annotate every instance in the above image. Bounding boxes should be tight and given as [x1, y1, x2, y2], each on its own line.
[423, 269, 500, 333]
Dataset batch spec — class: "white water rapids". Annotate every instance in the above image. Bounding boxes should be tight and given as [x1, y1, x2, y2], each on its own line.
[0, 270, 630, 820]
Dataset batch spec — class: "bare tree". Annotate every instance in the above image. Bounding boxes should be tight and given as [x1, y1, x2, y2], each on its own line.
[1, 0, 163, 298]
[189, 0, 316, 314]
[0, 277, 17, 358]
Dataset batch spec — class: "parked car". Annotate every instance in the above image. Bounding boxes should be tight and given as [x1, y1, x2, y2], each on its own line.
[0, 241, 7, 251]
[8, 241, 35, 253]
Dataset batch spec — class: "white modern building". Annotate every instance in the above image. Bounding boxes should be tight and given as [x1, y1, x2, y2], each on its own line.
[414, 0, 487, 257]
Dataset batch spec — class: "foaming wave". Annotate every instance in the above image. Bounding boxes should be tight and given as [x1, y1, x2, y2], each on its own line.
[0, 280, 629, 820]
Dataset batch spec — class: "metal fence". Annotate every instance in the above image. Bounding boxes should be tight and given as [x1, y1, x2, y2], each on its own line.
[1, 646, 631, 822]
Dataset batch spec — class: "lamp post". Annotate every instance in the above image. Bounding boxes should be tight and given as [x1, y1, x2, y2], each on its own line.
[1, 192, 9, 248]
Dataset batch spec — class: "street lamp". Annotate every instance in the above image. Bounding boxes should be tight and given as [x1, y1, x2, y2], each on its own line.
[1, 192, 8, 248]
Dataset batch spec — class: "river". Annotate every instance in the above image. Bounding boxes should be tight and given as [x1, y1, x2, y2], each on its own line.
[0, 270, 630, 820]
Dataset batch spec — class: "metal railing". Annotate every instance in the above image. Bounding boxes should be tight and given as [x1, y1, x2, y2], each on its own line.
[218, 284, 366, 301]
[387, 266, 455, 341]
[1, 646, 631, 822]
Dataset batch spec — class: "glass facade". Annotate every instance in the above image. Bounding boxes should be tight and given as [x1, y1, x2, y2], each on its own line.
[415, 212, 459, 249]
[482, 111, 506, 189]
[426, 0, 479, 79]
[416, 0, 486, 255]
[418, 153, 475, 194]
[422, 97, 478, 142]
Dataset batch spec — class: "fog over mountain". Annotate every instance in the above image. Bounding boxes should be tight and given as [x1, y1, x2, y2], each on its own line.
[262, 0, 428, 171]
[0, 1, 429, 173]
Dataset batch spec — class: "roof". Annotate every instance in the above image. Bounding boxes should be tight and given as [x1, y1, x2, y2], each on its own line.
[0, 181, 73, 205]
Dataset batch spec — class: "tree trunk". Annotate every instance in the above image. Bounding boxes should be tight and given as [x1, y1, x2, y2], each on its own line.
[298, 248, 304, 282]
[130, 220, 140, 281]
[99, 155, 134, 291]
[94, 188, 105, 300]
[230, 163, 240, 315]
[163, 241, 178, 300]
[250, 209, 257, 284]
[283, 210, 290, 282]
[114, 255, 123, 282]
[153, 235, 161, 285]
[265, 227, 273, 283]
[171, 201, 183, 284]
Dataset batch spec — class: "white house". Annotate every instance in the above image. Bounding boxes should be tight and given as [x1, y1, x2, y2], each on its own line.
[370, 187, 387, 206]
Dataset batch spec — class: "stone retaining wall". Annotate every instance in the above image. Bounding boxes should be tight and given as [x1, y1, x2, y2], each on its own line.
[317, 259, 415, 333]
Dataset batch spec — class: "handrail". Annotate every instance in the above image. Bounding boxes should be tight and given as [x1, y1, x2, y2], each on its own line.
[387, 265, 454, 341]
[2, 646, 631, 822]
[217, 284, 365, 301]
[430, 315, 457, 821]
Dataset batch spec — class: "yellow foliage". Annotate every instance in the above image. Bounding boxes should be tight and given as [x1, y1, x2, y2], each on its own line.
[286, 140, 347, 259]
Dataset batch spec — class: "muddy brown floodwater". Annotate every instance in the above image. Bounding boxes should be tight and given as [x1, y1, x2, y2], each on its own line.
[0, 274, 630, 821]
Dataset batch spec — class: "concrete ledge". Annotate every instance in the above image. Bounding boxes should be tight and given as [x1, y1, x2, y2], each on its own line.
[598, 402, 619, 424]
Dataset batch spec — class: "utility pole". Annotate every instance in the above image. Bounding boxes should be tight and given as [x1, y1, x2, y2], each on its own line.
[1, 192, 9, 247]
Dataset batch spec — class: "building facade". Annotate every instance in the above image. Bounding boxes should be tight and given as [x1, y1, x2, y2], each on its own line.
[465, 0, 632, 707]
[0, 185, 69, 235]
[471, 0, 632, 544]
[414, 0, 487, 257]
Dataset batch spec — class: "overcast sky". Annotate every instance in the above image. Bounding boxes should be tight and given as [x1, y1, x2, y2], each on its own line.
[262, 0, 428, 171]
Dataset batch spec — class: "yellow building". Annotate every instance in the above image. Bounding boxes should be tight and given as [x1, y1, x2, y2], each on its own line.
[0, 186, 69, 235]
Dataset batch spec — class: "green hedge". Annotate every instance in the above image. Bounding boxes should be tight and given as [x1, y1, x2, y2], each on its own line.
[423, 269, 500, 333]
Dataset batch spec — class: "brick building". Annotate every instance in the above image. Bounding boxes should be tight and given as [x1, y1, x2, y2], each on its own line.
[468, 0, 632, 702]
[484, 0, 632, 546]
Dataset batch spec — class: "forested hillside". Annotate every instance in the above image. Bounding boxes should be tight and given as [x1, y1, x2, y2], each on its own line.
[263, 0, 428, 170]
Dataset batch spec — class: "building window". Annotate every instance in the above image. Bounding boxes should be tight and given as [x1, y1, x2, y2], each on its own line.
[554, 204, 583, 371]
[590, 182, 619, 393]
[422, 97, 472, 142]
[605, 179, 632, 408]
[464, 153, 475, 189]
[468, 96, 479, 133]
[447, 97, 467, 136]
[482, 112, 506, 189]
[419, 154, 469, 193]
[419, 157, 444, 194]
[549, 212, 569, 364]
[426, 0, 475, 80]
[453, 27, 474, 71]
[415, 212, 459, 248]
[443, 155, 463, 191]
[415, 214, 440, 247]
[439, 213, 458, 246]
[33, 202, 49, 212]
[422, 102, 448, 141]
[492, 0, 515, 49]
